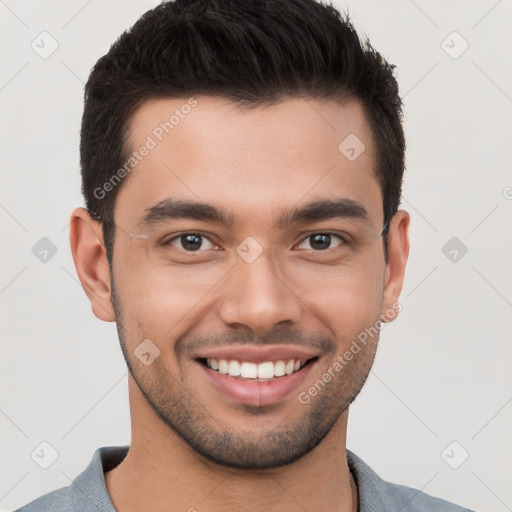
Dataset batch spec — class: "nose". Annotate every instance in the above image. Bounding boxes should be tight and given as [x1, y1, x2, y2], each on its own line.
[217, 249, 303, 335]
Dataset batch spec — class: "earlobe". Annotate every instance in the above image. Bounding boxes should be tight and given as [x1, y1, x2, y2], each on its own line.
[381, 210, 410, 323]
[69, 207, 116, 322]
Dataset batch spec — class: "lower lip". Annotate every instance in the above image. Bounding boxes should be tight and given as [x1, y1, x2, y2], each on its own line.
[197, 359, 316, 407]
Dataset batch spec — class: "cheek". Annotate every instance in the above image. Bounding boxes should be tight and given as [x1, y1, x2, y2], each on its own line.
[312, 285, 381, 347]
[292, 256, 384, 344]
[113, 254, 223, 344]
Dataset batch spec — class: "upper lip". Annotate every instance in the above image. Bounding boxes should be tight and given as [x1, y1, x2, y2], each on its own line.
[194, 345, 319, 364]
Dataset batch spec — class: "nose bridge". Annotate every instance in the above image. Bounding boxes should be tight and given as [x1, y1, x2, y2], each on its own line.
[218, 246, 302, 333]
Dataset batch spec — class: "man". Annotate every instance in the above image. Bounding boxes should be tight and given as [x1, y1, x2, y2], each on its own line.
[15, 0, 475, 510]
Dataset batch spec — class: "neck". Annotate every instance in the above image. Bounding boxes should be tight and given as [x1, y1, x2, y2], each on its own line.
[105, 376, 357, 512]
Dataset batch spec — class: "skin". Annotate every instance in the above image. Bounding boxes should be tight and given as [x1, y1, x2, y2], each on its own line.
[69, 95, 409, 512]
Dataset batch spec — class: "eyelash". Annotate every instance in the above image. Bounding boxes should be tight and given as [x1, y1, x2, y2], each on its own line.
[163, 232, 348, 252]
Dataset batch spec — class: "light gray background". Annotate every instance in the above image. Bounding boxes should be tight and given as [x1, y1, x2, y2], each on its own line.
[1, 1, 511, 511]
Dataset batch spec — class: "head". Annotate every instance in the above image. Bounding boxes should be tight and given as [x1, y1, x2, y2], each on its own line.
[70, 0, 409, 470]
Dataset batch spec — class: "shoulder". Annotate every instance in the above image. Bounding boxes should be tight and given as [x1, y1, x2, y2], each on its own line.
[11, 445, 128, 512]
[11, 486, 72, 512]
[378, 479, 475, 511]
[347, 450, 476, 512]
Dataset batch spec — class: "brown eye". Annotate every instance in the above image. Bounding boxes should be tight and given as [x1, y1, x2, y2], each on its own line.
[165, 233, 216, 252]
[297, 233, 345, 251]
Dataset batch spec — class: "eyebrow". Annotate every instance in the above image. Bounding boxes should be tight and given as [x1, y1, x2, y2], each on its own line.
[138, 197, 372, 230]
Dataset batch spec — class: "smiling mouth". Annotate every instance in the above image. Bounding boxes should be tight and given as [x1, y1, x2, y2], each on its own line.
[196, 357, 318, 382]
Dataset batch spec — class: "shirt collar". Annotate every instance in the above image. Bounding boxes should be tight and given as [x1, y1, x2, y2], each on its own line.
[71, 445, 385, 511]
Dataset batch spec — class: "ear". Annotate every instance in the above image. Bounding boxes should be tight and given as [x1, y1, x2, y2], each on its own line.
[381, 210, 410, 323]
[69, 207, 116, 322]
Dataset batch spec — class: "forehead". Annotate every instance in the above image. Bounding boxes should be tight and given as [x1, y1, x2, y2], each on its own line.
[115, 95, 382, 231]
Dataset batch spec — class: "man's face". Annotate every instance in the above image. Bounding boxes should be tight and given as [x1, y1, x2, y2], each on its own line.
[106, 96, 403, 469]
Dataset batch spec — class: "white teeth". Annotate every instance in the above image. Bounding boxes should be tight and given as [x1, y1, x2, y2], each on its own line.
[228, 360, 241, 377]
[205, 358, 307, 379]
[257, 361, 275, 379]
[274, 360, 286, 376]
[240, 362, 258, 378]
[218, 359, 229, 374]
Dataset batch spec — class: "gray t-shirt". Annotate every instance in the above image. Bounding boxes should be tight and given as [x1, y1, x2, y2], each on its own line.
[13, 445, 475, 511]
